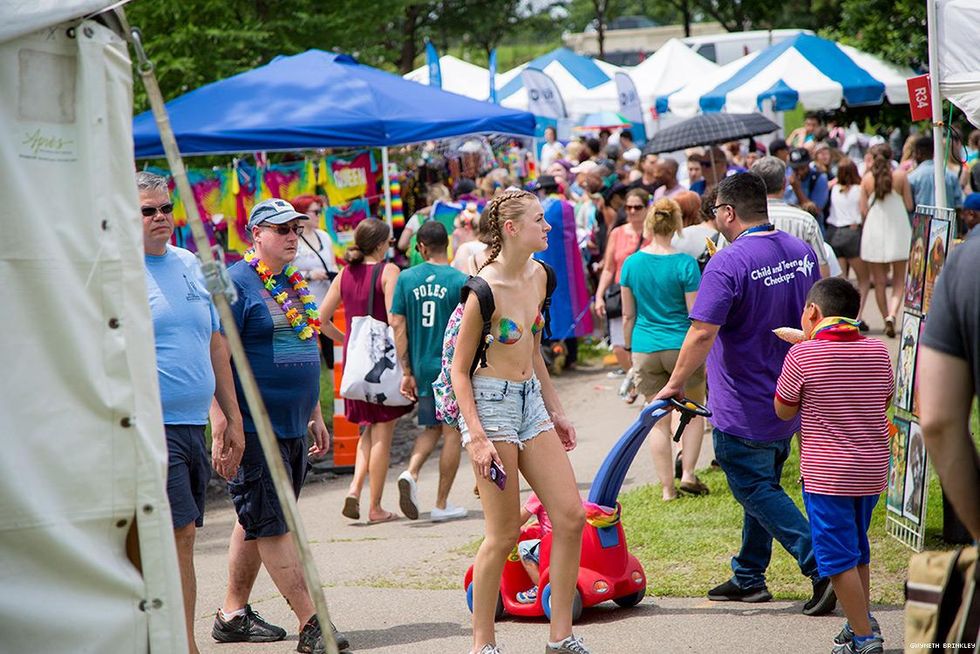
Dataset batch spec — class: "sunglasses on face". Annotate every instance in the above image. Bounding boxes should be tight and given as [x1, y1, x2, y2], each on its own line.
[141, 203, 174, 217]
[262, 223, 303, 236]
[625, 204, 646, 212]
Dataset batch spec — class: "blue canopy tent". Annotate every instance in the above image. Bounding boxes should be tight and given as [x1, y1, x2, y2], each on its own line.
[655, 33, 913, 117]
[133, 49, 536, 157]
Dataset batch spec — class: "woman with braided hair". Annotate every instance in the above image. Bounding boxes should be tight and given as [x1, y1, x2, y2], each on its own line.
[453, 190, 589, 654]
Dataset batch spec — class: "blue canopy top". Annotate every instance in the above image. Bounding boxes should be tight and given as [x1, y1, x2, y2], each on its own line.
[133, 50, 536, 157]
[497, 47, 612, 102]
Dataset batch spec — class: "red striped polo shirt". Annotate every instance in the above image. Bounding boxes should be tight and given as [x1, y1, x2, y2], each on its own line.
[775, 335, 894, 496]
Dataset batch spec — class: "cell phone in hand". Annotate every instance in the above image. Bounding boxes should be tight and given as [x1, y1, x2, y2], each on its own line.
[488, 460, 507, 491]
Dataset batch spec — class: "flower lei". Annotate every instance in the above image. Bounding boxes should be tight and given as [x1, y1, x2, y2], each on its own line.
[244, 248, 321, 340]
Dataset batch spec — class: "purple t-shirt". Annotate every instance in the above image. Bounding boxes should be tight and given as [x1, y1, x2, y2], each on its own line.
[690, 230, 820, 441]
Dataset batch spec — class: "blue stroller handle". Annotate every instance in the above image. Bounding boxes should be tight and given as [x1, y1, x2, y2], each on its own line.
[587, 399, 711, 507]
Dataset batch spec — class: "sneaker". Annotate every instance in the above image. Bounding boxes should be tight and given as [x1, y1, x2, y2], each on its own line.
[212, 605, 286, 643]
[516, 585, 538, 604]
[297, 615, 350, 653]
[707, 579, 772, 603]
[397, 470, 419, 520]
[431, 504, 468, 522]
[857, 320, 870, 333]
[606, 368, 626, 378]
[546, 634, 591, 653]
[834, 616, 882, 645]
[803, 576, 837, 616]
[832, 635, 884, 654]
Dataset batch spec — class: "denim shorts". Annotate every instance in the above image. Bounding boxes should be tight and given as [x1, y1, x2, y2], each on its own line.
[165, 424, 210, 529]
[459, 375, 554, 450]
[228, 432, 307, 541]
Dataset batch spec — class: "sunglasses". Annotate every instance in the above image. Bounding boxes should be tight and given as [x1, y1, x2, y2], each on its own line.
[262, 223, 303, 235]
[141, 203, 174, 217]
[711, 203, 733, 217]
[625, 204, 646, 212]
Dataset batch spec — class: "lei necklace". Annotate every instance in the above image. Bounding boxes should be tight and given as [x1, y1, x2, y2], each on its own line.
[244, 248, 321, 340]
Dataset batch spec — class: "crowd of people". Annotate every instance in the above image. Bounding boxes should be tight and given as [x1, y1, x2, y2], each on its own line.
[137, 109, 980, 654]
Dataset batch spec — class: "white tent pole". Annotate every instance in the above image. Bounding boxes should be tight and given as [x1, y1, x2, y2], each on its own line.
[381, 146, 393, 225]
[121, 14, 339, 654]
[927, 0, 947, 209]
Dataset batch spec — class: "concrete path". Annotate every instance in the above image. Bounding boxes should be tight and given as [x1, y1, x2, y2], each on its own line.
[192, 309, 904, 654]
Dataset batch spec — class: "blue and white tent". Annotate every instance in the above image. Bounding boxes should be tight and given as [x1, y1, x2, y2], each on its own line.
[657, 33, 914, 117]
[497, 48, 627, 116]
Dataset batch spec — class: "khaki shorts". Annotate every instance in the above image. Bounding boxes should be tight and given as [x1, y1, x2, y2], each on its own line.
[632, 349, 706, 402]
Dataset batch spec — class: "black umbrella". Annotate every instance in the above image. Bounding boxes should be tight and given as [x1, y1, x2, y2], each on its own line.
[643, 112, 780, 154]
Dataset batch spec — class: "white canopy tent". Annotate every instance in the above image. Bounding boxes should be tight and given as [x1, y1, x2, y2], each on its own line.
[497, 48, 630, 117]
[0, 1, 186, 652]
[936, 0, 980, 128]
[628, 39, 719, 110]
[403, 54, 493, 101]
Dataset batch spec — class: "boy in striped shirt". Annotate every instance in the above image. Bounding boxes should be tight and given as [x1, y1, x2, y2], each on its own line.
[774, 278, 894, 654]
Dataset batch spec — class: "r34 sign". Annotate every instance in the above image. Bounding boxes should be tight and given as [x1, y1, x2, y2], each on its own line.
[906, 74, 933, 122]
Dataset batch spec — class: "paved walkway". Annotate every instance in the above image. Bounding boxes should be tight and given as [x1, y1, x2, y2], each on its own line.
[193, 310, 904, 654]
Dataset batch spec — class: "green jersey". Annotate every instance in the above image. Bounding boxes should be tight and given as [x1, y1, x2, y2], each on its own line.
[391, 262, 468, 396]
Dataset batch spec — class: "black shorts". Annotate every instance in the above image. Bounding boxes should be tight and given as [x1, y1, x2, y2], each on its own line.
[228, 432, 308, 541]
[826, 223, 862, 260]
[165, 424, 210, 529]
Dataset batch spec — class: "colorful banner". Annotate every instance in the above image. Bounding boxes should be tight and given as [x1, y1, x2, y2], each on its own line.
[615, 72, 647, 144]
[488, 49, 498, 103]
[426, 41, 442, 88]
[325, 199, 371, 262]
[325, 152, 375, 206]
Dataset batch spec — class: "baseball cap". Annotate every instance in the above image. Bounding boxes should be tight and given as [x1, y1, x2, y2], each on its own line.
[247, 198, 307, 230]
[530, 175, 560, 192]
[788, 148, 811, 167]
[768, 138, 788, 155]
[964, 193, 980, 211]
[570, 160, 599, 174]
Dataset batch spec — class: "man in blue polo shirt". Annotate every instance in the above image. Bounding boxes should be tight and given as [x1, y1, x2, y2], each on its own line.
[140, 172, 244, 654]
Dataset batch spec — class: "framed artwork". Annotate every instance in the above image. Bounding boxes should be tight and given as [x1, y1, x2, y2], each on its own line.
[912, 317, 926, 418]
[922, 218, 952, 314]
[887, 417, 910, 516]
[894, 312, 922, 414]
[904, 211, 929, 312]
[902, 421, 928, 525]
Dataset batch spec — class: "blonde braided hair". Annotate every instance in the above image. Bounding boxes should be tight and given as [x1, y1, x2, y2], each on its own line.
[476, 189, 535, 273]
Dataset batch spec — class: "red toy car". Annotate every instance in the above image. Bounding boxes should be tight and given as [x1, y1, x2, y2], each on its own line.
[464, 397, 710, 621]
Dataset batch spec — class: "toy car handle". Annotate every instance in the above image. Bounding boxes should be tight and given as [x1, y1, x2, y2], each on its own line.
[668, 398, 712, 443]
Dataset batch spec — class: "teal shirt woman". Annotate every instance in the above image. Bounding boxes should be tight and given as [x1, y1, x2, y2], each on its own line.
[621, 198, 707, 501]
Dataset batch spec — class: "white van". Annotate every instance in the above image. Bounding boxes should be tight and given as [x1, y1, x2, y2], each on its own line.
[682, 29, 812, 65]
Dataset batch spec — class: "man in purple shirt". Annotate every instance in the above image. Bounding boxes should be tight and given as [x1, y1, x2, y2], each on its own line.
[656, 173, 836, 616]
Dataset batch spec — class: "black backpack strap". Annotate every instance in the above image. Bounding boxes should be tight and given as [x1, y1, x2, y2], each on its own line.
[536, 260, 557, 339]
[366, 261, 384, 319]
[460, 276, 495, 375]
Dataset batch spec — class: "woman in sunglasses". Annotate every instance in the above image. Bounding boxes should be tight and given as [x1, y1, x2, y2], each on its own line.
[594, 188, 651, 379]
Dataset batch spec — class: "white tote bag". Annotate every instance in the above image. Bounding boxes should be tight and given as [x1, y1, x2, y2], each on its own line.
[339, 264, 412, 406]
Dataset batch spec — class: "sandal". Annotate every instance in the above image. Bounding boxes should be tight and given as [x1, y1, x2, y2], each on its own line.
[679, 478, 710, 496]
[367, 510, 399, 525]
[884, 316, 896, 338]
[342, 495, 360, 520]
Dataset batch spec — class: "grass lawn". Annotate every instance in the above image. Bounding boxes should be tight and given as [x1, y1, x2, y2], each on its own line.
[618, 436, 949, 606]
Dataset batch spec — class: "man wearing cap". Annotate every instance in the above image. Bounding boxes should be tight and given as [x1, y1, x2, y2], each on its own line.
[211, 198, 349, 652]
[785, 148, 829, 224]
[139, 171, 244, 654]
[961, 193, 980, 237]
[768, 139, 789, 163]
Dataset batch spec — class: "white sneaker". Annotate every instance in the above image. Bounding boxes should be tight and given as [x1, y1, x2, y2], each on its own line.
[546, 635, 590, 653]
[606, 368, 626, 378]
[431, 503, 468, 522]
[397, 471, 419, 520]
